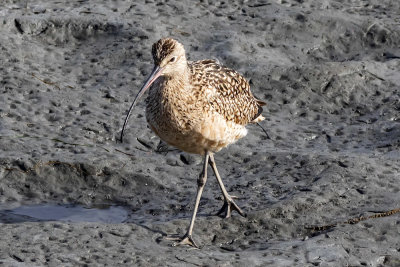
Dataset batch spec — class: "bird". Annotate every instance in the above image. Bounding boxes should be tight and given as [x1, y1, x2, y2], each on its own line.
[120, 38, 266, 248]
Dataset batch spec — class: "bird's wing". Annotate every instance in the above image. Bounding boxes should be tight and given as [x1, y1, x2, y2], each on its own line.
[189, 60, 265, 125]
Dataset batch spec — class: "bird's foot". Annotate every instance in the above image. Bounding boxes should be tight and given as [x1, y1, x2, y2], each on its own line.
[216, 196, 246, 218]
[168, 234, 199, 248]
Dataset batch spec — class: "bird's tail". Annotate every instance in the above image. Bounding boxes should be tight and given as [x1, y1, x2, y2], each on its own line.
[252, 114, 265, 123]
[256, 99, 266, 106]
[252, 99, 266, 123]
[253, 99, 269, 138]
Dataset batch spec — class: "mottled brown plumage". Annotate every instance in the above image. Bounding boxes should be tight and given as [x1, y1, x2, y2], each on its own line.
[189, 59, 266, 125]
[121, 38, 266, 248]
[144, 38, 265, 155]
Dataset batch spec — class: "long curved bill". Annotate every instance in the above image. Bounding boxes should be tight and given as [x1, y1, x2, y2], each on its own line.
[120, 65, 163, 143]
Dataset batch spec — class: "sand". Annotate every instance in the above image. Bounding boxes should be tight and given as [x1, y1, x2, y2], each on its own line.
[0, 0, 399, 266]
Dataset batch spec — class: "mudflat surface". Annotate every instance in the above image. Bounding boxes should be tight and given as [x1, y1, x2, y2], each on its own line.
[0, 0, 399, 266]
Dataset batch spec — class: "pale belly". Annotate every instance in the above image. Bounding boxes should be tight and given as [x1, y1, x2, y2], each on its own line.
[146, 111, 248, 155]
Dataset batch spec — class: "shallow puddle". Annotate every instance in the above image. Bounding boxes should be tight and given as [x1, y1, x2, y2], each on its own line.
[1, 204, 129, 223]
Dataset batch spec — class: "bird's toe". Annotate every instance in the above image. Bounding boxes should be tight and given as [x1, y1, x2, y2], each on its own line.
[216, 197, 246, 218]
[172, 234, 199, 248]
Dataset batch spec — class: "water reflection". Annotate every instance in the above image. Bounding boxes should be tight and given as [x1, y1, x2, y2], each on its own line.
[1, 204, 128, 223]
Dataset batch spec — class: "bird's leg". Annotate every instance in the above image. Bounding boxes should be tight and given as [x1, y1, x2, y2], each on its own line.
[173, 151, 210, 248]
[209, 153, 246, 218]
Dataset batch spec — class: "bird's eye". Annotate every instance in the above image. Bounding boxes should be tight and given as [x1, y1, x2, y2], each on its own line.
[169, 56, 177, 63]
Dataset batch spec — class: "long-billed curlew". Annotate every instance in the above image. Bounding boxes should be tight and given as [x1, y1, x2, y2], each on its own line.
[120, 38, 266, 247]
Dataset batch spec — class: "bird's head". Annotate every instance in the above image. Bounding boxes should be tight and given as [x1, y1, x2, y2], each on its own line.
[120, 38, 186, 142]
[151, 38, 187, 77]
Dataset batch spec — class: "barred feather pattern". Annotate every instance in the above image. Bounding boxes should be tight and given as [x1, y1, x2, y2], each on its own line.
[152, 39, 178, 65]
[189, 59, 265, 125]
[144, 38, 265, 155]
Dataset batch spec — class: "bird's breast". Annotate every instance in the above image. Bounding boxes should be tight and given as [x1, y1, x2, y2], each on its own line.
[145, 80, 200, 150]
[144, 78, 248, 155]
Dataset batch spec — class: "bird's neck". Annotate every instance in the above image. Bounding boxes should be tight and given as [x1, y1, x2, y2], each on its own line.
[157, 65, 198, 128]
[146, 64, 199, 133]
[163, 65, 191, 99]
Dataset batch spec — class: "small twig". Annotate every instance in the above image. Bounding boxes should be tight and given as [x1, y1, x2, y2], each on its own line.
[31, 73, 61, 90]
[306, 208, 400, 232]
[79, 11, 106, 16]
[172, 28, 190, 37]
[51, 138, 110, 152]
[363, 23, 377, 38]
[320, 76, 334, 93]
[52, 138, 88, 146]
[114, 148, 136, 157]
[364, 70, 385, 81]
[136, 138, 153, 149]
[174, 255, 202, 266]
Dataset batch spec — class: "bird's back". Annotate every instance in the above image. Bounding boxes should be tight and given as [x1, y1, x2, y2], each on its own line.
[145, 57, 266, 155]
[166, 59, 266, 154]
[189, 59, 265, 126]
